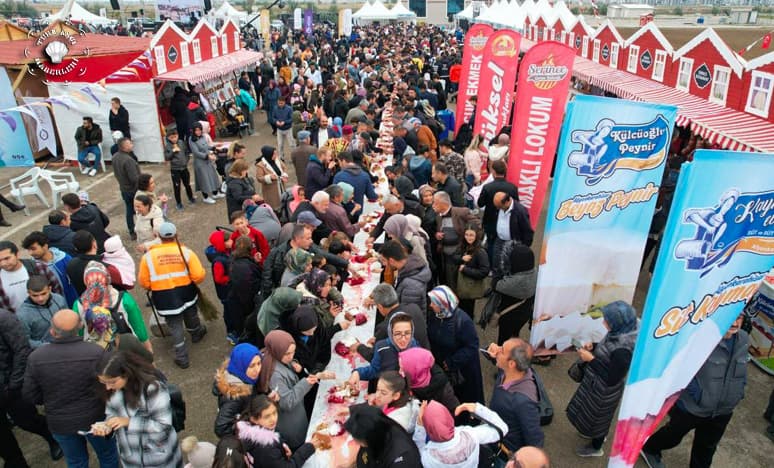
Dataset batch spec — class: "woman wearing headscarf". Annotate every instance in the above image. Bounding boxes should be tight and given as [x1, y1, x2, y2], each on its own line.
[288, 185, 306, 215]
[280, 247, 314, 287]
[566, 301, 639, 458]
[225, 159, 261, 221]
[190, 122, 224, 204]
[255, 287, 302, 348]
[344, 404, 422, 468]
[258, 330, 319, 449]
[413, 400, 508, 468]
[336, 182, 362, 225]
[226, 237, 263, 342]
[426, 286, 484, 405]
[393, 175, 418, 203]
[349, 312, 418, 391]
[295, 268, 349, 335]
[384, 214, 430, 263]
[398, 347, 460, 415]
[493, 244, 538, 346]
[74, 261, 150, 352]
[212, 344, 276, 437]
[255, 146, 288, 209]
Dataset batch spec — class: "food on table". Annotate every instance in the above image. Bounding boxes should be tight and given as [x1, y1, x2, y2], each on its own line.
[334, 341, 350, 358]
[347, 277, 366, 286]
[355, 313, 368, 326]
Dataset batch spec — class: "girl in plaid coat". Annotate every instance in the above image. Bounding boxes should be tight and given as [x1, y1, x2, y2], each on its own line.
[95, 351, 182, 467]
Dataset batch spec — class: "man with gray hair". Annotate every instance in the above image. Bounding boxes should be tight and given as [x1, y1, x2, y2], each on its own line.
[486, 338, 544, 465]
[291, 191, 332, 243]
[366, 193, 424, 248]
[356, 284, 430, 358]
[432, 191, 480, 287]
[291, 130, 316, 188]
[24, 309, 119, 466]
[345, 99, 368, 126]
[320, 185, 364, 238]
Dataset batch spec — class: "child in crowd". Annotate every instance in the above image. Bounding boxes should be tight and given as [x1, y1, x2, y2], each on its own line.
[212, 436, 248, 468]
[181, 436, 216, 468]
[101, 235, 136, 289]
[368, 371, 419, 434]
[236, 395, 325, 467]
[229, 210, 270, 266]
[16, 275, 69, 347]
[206, 229, 232, 336]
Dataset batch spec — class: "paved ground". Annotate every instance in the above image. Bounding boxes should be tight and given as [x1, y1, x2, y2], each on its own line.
[4, 112, 771, 467]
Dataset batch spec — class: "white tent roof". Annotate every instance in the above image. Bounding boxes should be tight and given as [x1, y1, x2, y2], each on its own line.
[353, 0, 397, 20]
[454, 3, 488, 20]
[391, 0, 416, 18]
[43, 1, 115, 26]
[213, 1, 247, 20]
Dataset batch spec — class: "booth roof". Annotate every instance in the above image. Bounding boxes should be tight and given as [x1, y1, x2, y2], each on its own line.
[155, 48, 263, 85]
[0, 34, 150, 66]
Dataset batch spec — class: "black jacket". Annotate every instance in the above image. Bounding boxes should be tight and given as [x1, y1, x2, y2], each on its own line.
[289, 318, 341, 375]
[227, 257, 262, 316]
[69, 203, 110, 253]
[262, 241, 291, 297]
[0, 311, 31, 396]
[366, 303, 430, 353]
[354, 418, 422, 468]
[74, 124, 103, 150]
[212, 360, 260, 437]
[109, 105, 130, 138]
[290, 201, 332, 244]
[304, 157, 332, 198]
[437, 175, 465, 207]
[237, 421, 315, 468]
[42, 224, 77, 256]
[454, 247, 490, 280]
[226, 176, 257, 220]
[478, 177, 519, 230]
[503, 201, 534, 247]
[368, 199, 424, 241]
[23, 335, 106, 434]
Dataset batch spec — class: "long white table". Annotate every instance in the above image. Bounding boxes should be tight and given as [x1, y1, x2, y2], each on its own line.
[302, 150, 393, 468]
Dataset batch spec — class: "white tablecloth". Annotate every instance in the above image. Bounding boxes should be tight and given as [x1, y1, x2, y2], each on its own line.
[302, 152, 393, 467]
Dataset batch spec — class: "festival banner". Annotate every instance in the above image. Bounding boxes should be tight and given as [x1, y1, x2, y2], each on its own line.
[294, 8, 302, 31]
[339, 9, 352, 38]
[507, 41, 575, 228]
[260, 10, 271, 43]
[304, 9, 314, 36]
[0, 67, 34, 167]
[22, 97, 58, 155]
[530, 95, 676, 353]
[473, 29, 522, 142]
[609, 150, 774, 467]
[454, 23, 493, 133]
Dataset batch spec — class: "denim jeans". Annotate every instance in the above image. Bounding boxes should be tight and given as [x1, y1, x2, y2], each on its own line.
[52, 432, 119, 468]
[120, 190, 136, 234]
[77, 145, 101, 168]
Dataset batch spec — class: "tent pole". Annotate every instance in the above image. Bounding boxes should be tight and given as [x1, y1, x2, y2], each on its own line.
[11, 65, 29, 92]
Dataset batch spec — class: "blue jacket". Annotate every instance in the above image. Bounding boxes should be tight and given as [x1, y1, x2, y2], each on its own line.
[44, 248, 78, 306]
[304, 156, 332, 198]
[332, 164, 377, 208]
[269, 104, 293, 130]
[409, 155, 432, 186]
[355, 313, 418, 382]
[489, 369, 544, 451]
[16, 293, 69, 348]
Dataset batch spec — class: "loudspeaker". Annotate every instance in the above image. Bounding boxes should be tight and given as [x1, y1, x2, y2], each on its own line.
[203, 0, 212, 13]
[110, 0, 120, 11]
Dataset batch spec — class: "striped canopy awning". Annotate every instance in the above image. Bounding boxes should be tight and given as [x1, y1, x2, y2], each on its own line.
[155, 49, 263, 85]
[520, 38, 774, 152]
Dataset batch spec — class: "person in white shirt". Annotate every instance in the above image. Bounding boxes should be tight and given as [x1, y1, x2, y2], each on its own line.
[0, 241, 63, 315]
[413, 400, 508, 468]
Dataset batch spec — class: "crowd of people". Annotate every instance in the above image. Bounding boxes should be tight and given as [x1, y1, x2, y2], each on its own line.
[0, 19, 763, 468]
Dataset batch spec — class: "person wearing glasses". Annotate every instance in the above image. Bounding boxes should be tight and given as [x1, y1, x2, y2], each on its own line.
[348, 313, 418, 389]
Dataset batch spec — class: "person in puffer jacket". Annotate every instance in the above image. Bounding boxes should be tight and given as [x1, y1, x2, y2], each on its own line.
[236, 395, 324, 468]
[16, 276, 69, 348]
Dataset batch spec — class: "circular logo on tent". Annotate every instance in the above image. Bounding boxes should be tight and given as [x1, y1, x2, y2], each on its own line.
[574, 35, 582, 49]
[526, 54, 569, 90]
[24, 20, 90, 85]
[693, 63, 712, 89]
[601, 44, 610, 61]
[640, 50, 652, 70]
[167, 45, 179, 64]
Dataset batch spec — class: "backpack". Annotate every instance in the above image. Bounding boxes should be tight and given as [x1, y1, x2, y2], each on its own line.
[144, 382, 186, 432]
[278, 188, 294, 224]
[532, 368, 554, 426]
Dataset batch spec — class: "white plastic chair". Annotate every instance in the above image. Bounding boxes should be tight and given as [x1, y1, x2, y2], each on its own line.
[40, 169, 80, 208]
[8, 167, 49, 216]
[78, 149, 107, 173]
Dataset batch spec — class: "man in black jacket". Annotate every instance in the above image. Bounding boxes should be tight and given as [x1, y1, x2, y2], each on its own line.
[431, 162, 465, 207]
[42, 210, 76, 256]
[1, 310, 62, 466]
[108, 97, 130, 139]
[23, 310, 118, 466]
[62, 193, 110, 253]
[478, 160, 518, 262]
[492, 191, 533, 278]
[111, 138, 141, 240]
[365, 194, 424, 249]
[74, 117, 102, 177]
[65, 231, 123, 295]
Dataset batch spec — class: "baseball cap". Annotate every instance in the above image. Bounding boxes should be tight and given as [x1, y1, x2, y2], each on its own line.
[158, 221, 177, 239]
[297, 211, 322, 227]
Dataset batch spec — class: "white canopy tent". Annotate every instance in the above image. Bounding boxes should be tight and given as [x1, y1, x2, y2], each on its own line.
[43, 1, 116, 26]
[454, 2, 489, 20]
[391, 0, 417, 20]
[352, 0, 397, 24]
[212, 1, 248, 21]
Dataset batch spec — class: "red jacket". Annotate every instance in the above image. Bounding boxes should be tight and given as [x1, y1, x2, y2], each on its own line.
[449, 64, 462, 83]
[230, 227, 270, 266]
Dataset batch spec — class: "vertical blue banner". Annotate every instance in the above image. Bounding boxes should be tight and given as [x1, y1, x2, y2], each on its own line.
[609, 150, 774, 467]
[303, 9, 313, 36]
[0, 66, 34, 167]
[531, 95, 677, 352]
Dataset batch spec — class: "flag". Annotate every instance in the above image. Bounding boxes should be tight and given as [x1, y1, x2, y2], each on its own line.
[454, 24, 494, 133]
[473, 29, 521, 143]
[763, 33, 771, 49]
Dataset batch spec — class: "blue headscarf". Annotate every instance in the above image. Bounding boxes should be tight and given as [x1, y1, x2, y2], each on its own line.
[227, 343, 262, 385]
[602, 301, 638, 336]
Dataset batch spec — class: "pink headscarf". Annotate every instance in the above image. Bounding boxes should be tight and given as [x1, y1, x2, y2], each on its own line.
[289, 185, 304, 214]
[423, 400, 455, 442]
[399, 347, 434, 389]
